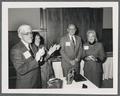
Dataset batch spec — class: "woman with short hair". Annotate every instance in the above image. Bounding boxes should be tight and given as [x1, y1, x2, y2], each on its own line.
[83, 30, 106, 87]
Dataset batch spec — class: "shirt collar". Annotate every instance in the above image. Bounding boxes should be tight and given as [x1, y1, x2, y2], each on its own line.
[21, 40, 30, 50]
[68, 34, 76, 45]
[69, 34, 75, 40]
[69, 34, 73, 40]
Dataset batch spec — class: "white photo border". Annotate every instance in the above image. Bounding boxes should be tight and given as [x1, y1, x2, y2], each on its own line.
[2, 1, 118, 94]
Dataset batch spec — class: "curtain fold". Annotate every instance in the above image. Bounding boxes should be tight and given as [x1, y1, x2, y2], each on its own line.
[46, 8, 63, 48]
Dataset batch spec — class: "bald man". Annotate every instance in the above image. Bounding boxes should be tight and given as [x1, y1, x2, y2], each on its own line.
[60, 24, 82, 77]
[10, 24, 45, 88]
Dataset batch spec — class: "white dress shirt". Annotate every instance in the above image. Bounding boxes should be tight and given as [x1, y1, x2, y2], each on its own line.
[69, 34, 76, 45]
[21, 40, 30, 50]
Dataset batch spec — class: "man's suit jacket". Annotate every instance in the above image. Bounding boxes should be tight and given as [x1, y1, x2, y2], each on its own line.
[60, 34, 82, 77]
[10, 41, 40, 88]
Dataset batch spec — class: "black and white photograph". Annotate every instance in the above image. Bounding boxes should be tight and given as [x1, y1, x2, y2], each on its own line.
[1, 1, 118, 94]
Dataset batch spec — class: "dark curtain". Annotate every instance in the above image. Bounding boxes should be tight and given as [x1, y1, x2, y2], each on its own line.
[46, 8, 103, 48]
[46, 8, 63, 48]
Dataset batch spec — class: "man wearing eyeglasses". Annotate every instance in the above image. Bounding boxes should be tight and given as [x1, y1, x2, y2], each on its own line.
[60, 24, 83, 77]
[10, 24, 45, 88]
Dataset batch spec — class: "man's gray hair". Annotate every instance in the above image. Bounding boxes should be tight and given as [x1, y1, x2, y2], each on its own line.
[17, 24, 32, 34]
[68, 24, 76, 29]
[17, 24, 32, 38]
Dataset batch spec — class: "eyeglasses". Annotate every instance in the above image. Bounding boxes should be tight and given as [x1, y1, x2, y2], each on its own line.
[22, 32, 33, 35]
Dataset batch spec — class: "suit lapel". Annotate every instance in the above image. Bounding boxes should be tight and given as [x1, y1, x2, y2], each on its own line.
[66, 35, 75, 52]
[19, 41, 35, 57]
[19, 41, 28, 53]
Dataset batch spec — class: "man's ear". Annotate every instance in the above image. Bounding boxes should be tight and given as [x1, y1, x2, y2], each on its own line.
[67, 28, 69, 32]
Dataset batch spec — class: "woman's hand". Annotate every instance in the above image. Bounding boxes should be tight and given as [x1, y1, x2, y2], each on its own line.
[35, 47, 45, 61]
[85, 55, 97, 61]
[89, 55, 97, 61]
[85, 56, 91, 61]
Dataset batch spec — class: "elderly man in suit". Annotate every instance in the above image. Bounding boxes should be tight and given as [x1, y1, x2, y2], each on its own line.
[60, 24, 82, 77]
[10, 24, 45, 88]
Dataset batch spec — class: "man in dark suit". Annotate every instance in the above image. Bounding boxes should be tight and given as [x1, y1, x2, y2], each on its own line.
[60, 24, 83, 77]
[10, 24, 45, 88]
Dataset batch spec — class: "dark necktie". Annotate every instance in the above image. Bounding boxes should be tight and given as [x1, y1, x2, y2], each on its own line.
[71, 36, 75, 50]
[29, 44, 35, 58]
